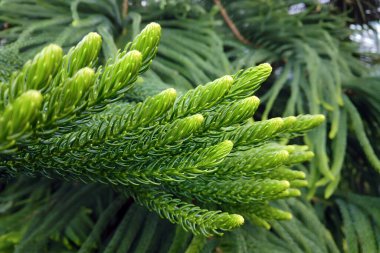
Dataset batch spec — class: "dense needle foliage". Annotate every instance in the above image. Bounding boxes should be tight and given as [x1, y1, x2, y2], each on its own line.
[0, 0, 379, 252]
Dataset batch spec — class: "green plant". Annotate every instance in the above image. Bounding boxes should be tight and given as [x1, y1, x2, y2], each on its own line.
[1, 1, 379, 252]
[0, 22, 325, 239]
[217, 0, 380, 198]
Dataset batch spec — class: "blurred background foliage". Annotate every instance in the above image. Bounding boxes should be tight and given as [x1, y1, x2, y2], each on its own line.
[0, 0, 379, 252]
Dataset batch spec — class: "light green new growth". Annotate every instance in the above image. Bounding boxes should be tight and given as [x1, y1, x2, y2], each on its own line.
[0, 23, 325, 236]
[0, 90, 43, 152]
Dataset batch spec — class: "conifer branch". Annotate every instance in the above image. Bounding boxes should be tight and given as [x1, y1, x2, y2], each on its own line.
[0, 23, 325, 236]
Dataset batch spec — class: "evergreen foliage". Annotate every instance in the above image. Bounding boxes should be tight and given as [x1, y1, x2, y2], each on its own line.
[0, 22, 325, 238]
[218, 0, 380, 197]
[0, 0, 379, 252]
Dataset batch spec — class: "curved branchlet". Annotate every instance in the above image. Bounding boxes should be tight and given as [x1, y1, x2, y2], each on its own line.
[240, 204, 293, 229]
[188, 114, 324, 149]
[170, 75, 234, 119]
[181, 117, 285, 152]
[155, 114, 205, 147]
[227, 63, 272, 100]
[201, 96, 260, 130]
[88, 50, 142, 108]
[167, 178, 291, 205]
[218, 145, 291, 175]
[130, 188, 244, 236]
[125, 22, 162, 74]
[219, 144, 313, 176]
[281, 114, 326, 135]
[62, 32, 102, 77]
